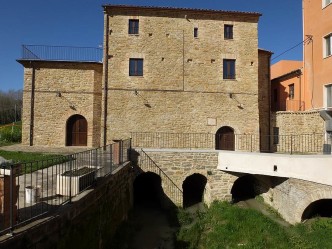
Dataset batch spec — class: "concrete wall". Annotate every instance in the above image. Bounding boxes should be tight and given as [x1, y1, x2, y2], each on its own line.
[102, 6, 264, 145]
[218, 151, 332, 186]
[20, 61, 103, 147]
[0, 163, 134, 249]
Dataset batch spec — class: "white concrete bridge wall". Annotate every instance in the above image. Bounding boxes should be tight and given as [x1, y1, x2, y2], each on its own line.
[218, 151, 332, 186]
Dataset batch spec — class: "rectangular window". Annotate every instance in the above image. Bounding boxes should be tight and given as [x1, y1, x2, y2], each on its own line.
[224, 25, 233, 39]
[273, 127, 279, 145]
[128, 19, 139, 34]
[289, 84, 295, 99]
[223, 59, 236, 79]
[327, 84, 332, 107]
[194, 27, 198, 38]
[325, 34, 332, 57]
[324, 0, 332, 7]
[129, 58, 143, 76]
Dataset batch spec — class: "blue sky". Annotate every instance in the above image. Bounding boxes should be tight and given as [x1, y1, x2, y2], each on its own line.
[0, 0, 303, 92]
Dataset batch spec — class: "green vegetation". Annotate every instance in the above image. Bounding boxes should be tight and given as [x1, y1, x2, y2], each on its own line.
[0, 121, 22, 146]
[176, 201, 332, 249]
[0, 150, 68, 173]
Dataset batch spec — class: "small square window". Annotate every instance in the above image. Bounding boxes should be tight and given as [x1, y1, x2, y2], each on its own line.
[289, 84, 294, 99]
[223, 59, 236, 79]
[194, 28, 198, 38]
[224, 25, 233, 39]
[129, 58, 143, 76]
[128, 19, 139, 34]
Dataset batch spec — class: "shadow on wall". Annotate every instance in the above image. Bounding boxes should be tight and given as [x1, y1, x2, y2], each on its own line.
[302, 199, 332, 221]
[182, 174, 207, 208]
[230, 174, 288, 203]
[133, 170, 177, 210]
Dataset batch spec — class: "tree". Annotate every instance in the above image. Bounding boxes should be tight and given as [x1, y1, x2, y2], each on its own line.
[0, 89, 23, 125]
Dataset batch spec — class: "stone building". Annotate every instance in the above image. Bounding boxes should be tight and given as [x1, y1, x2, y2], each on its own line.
[18, 5, 272, 148]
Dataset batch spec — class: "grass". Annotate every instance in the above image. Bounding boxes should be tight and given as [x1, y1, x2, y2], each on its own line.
[0, 150, 69, 174]
[176, 201, 332, 249]
[0, 121, 22, 146]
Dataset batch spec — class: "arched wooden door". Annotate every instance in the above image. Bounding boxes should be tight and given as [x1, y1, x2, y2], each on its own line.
[66, 115, 87, 146]
[215, 126, 235, 151]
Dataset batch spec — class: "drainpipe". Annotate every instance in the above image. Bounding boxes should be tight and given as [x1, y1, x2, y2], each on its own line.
[268, 53, 272, 152]
[30, 62, 35, 146]
[103, 8, 109, 148]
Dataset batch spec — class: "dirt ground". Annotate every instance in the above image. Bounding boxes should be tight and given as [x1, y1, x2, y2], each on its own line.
[129, 204, 177, 249]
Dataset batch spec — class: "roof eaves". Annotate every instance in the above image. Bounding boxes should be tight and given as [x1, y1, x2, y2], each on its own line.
[102, 4, 262, 17]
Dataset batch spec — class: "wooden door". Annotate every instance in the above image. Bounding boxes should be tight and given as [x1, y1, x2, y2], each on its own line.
[215, 126, 235, 151]
[66, 115, 87, 146]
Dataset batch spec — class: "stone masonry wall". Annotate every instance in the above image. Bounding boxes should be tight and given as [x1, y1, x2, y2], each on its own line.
[0, 163, 135, 249]
[21, 62, 102, 147]
[102, 7, 262, 145]
[259, 177, 332, 224]
[141, 149, 240, 205]
[273, 110, 324, 135]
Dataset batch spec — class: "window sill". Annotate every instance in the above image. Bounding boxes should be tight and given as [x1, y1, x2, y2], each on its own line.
[324, 54, 332, 59]
[323, 2, 332, 9]
[129, 34, 139, 36]
[129, 75, 144, 78]
[223, 79, 237, 81]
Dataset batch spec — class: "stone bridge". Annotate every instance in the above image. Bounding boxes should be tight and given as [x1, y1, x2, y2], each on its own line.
[135, 148, 332, 224]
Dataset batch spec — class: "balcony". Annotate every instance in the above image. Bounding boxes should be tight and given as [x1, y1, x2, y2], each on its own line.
[20, 45, 103, 63]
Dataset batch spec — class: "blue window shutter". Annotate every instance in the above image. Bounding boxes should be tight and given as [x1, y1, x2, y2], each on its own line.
[137, 59, 143, 76]
[129, 59, 135, 76]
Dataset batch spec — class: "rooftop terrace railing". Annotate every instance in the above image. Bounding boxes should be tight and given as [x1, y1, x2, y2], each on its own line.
[0, 139, 131, 236]
[20, 45, 103, 62]
[131, 132, 332, 155]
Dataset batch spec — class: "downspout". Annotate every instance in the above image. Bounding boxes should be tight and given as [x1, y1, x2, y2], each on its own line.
[268, 53, 272, 152]
[299, 69, 302, 110]
[103, 8, 109, 148]
[30, 62, 35, 146]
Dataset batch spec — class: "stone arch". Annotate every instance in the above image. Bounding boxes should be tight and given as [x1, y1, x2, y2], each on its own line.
[215, 126, 235, 151]
[182, 173, 207, 208]
[133, 172, 163, 206]
[301, 199, 332, 220]
[294, 187, 332, 223]
[231, 174, 260, 202]
[66, 114, 88, 146]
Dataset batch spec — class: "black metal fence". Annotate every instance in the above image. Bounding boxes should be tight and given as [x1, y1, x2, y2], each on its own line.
[131, 132, 332, 155]
[21, 45, 103, 62]
[0, 139, 131, 235]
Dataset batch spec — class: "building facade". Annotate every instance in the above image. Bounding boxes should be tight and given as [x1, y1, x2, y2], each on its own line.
[271, 60, 303, 111]
[101, 5, 270, 148]
[18, 5, 271, 148]
[303, 0, 332, 110]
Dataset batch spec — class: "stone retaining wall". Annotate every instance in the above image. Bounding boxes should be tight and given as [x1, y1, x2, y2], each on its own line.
[0, 163, 134, 249]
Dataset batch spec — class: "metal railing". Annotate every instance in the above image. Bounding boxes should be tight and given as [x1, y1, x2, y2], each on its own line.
[0, 139, 131, 235]
[131, 132, 331, 155]
[21, 45, 103, 62]
[138, 149, 183, 206]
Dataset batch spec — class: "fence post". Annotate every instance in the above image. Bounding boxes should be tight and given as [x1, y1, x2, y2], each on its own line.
[250, 135, 253, 152]
[120, 140, 123, 164]
[9, 164, 14, 235]
[290, 135, 293, 155]
[69, 157, 73, 204]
